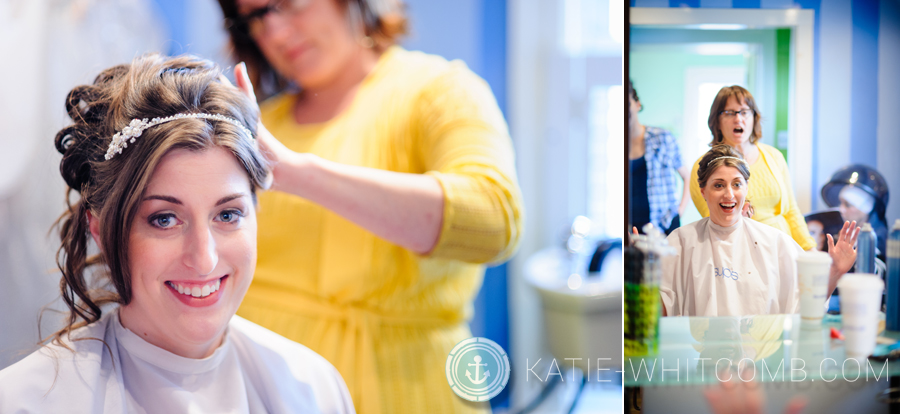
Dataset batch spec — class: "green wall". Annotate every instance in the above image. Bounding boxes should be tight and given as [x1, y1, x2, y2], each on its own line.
[630, 51, 747, 146]
[775, 28, 791, 161]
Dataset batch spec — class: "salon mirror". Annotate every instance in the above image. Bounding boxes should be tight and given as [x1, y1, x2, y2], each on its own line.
[629, 7, 814, 226]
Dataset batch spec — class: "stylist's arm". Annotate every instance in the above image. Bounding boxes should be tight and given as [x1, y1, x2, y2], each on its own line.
[235, 63, 446, 255]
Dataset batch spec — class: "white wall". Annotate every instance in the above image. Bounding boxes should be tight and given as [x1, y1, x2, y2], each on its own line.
[508, 0, 557, 406]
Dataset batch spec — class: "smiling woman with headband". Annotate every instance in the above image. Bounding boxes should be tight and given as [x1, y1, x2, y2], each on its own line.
[0, 53, 354, 413]
[661, 145, 860, 317]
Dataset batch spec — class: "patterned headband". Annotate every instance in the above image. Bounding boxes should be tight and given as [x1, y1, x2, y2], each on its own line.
[105, 112, 254, 161]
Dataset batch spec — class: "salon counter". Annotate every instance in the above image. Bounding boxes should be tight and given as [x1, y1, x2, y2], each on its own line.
[624, 314, 898, 413]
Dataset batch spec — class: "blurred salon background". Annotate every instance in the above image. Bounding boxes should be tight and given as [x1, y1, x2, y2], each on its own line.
[0, 0, 623, 412]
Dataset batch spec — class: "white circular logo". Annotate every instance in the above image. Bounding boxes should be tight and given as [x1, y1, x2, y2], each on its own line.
[445, 337, 510, 402]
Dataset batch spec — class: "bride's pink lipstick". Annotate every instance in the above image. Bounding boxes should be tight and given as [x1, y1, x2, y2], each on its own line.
[165, 276, 228, 307]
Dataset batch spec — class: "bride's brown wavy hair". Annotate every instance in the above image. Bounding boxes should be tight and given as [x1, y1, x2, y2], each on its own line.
[49, 53, 269, 347]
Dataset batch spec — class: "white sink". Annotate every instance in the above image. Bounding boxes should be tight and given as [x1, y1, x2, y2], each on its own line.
[525, 245, 623, 372]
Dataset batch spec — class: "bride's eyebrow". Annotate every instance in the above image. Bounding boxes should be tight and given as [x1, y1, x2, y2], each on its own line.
[216, 193, 248, 206]
[141, 193, 247, 206]
[144, 195, 181, 205]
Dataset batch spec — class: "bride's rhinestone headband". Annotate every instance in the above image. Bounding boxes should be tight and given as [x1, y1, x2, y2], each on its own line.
[707, 156, 745, 167]
[105, 113, 254, 161]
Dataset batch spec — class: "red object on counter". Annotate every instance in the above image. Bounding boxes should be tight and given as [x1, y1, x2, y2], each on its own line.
[830, 327, 845, 340]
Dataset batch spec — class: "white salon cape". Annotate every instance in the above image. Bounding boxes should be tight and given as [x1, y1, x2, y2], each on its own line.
[0, 311, 355, 413]
[661, 217, 803, 317]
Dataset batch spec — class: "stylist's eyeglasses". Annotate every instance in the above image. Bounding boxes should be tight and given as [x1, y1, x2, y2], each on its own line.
[226, 0, 311, 39]
[720, 109, 753, 119]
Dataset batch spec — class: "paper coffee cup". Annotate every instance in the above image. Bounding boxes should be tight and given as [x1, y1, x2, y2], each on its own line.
[838, 274, 884, 359]
[796, 251, 832, 320]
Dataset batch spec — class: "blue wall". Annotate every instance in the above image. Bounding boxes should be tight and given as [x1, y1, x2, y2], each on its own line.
[849, 0, 879, 165]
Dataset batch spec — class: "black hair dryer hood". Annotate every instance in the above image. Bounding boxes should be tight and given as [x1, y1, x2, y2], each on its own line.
[821, 164, 889, 209]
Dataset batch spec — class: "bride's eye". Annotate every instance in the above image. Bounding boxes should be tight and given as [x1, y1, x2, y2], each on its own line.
[149, 213, 179, 229]
[216, 209, 245, 224]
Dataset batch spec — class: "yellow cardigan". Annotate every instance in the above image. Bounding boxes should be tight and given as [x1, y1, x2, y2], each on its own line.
[238, 46, 524, 414]
[690, 143, 815, 250]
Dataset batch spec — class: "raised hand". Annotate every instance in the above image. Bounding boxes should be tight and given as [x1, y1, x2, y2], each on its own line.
[827, 220, 860, 276]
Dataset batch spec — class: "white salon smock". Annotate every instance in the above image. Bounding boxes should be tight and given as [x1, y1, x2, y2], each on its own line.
[661, 217, 802, 317]
[0, 311, 355, 413]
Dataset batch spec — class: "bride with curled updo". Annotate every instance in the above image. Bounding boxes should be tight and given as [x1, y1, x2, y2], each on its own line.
[0, 53, 354, 413]
[661, 145, 860, 317]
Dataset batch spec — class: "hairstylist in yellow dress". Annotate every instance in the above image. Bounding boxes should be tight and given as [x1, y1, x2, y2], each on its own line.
[689, 86, 815, 250]
[217, 0, 523, 413]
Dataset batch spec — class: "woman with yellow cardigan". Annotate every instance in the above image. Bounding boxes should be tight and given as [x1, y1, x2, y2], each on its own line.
[216, 1, 524, 413]
[690, 86, 815, 250]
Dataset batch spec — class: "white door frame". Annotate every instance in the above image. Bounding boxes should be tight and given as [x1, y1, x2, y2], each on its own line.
[631, 8, 815, 212]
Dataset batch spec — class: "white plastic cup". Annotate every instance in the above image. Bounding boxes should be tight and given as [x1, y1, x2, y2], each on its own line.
[796, 251, 832, 320]
[838, 274, 884, 359]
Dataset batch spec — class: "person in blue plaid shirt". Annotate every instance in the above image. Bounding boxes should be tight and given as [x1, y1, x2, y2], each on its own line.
[629, 80, 690, 235]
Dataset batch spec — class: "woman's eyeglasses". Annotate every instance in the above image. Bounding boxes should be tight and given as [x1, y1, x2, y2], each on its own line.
[225, 0, 311, 39]
[720, 109, 754, 119]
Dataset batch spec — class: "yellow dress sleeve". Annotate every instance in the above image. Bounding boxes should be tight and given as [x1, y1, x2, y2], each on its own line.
[416, 64, 524, 264]
[689, 157, 709, 217]
[766, 146, 816, 250]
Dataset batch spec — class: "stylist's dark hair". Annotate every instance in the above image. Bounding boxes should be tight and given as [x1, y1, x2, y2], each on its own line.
[697, 144, 751, 189]
[51, 53, 268, 347]
[707, 85, 762, 146]
[219, 0, 408, 100]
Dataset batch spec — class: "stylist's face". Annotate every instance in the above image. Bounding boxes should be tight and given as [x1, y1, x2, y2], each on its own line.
[701, 166, 747, 227]
[718, 96, 754, 147]
[238, 0, 363, 89]
[120, 147, 257, 359]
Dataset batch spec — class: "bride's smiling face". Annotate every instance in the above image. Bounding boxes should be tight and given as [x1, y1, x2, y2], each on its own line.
[701, 165, 748, 227]
[116, 147, 257, 359]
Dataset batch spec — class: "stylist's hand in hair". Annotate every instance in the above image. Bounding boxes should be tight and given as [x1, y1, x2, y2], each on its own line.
[230, 62, 297, 190]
